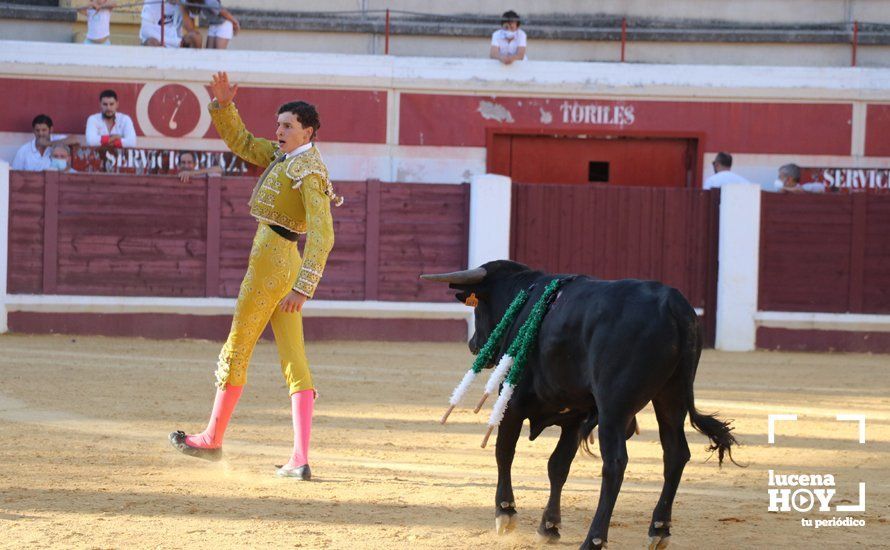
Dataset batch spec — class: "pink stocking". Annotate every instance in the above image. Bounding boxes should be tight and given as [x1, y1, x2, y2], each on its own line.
[185, 385, 243, 449]
[283, 389, 314, 468]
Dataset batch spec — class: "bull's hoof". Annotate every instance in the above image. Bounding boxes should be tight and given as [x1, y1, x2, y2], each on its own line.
[580, 538, 608, 549]
[647, 519, 671, 549]
[536, 520, 561, 543]
[495, 513, 518, 535]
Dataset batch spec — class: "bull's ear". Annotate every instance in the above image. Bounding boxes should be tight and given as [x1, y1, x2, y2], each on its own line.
[455, 290, 484, 307]
[453, 291, 479, 307]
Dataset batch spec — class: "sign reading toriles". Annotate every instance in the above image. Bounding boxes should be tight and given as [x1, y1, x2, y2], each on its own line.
[559, 101, 636, 126]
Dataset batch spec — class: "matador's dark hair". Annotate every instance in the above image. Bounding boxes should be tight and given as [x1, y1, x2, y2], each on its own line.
[278, 101, 321, 140]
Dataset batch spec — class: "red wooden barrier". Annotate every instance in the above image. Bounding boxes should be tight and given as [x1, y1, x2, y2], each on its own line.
[7, 172, 469, 303]
[759, 193, 890, 313]
[510, 183, 719, 344]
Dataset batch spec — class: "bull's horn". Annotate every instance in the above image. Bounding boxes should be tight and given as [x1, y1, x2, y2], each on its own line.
[420, 267, 486, 285]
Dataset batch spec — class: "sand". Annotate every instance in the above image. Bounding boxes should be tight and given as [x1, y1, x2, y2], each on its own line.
[0, 334, 887, 548]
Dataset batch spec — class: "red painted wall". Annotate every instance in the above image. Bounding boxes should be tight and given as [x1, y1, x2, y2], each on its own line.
[400, 93, 852, 155]
[7, 312, 468, 342]
[865, 104, 890, 157]
[502, 134, 695, 187]
[3, 77, 867, 160]
[0, 78, 387, 144]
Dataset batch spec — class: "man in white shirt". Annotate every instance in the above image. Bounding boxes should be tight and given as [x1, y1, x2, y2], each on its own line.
[490, 10, 527, 64]
[85, 89, 137, 148]
[12, 114, 77, 171]
[703, 152, 750, 189]
[140, 0, 201, 48]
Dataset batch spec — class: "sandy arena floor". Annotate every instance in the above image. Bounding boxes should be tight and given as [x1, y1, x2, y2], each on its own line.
[0, 334, 887, 549]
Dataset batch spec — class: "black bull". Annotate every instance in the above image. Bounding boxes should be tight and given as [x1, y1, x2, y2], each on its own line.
[422, 260, 738, 550]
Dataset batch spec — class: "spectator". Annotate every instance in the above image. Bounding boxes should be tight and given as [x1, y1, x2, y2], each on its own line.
[85, 89, 137, 148]
[703, 152, 750, 189]
[47, 144, 77, 173]
[177, 151, 222, 183]
[200, 0, 240, 49]
[78, 0, 116, 45]
[774, 163, 825, 193]
[490, 10, 527, 65]
[11, 114, 77, 171]
[140, 0, 202, 48]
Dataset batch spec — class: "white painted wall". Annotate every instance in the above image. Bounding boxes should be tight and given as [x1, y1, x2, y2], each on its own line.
[0, 161, 9, 333]
[715, 183, 761, 351]
[3, 41, 889, 101]
[223, 0, 890, 25]
[468, 174, 512, 268]
[0, 132, 486, 185]
[701, 153, 890, 193]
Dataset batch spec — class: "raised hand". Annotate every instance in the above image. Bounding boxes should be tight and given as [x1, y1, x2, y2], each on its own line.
[210, 71, 238, 106]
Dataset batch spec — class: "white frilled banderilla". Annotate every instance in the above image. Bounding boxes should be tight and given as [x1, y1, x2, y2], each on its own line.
[439, 278, 569, 448]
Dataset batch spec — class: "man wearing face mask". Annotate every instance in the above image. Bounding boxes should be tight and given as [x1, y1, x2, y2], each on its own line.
[773, 163, 826, 193]
[46, 144, 77, 173]
[85, 89, 137, 149]
[169, 72, 342, 481]
[490, 10, 527, 65]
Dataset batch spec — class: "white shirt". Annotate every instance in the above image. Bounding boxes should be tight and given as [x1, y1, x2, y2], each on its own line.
[86, 8, 112, 40]
[284, 142, 313, 159]
[141, 0, 183, 37]
[491, 28, 527, 58]
[703, 170, 750, 189]
[85, 112, 137, 148]
[11, 135, 66, 171]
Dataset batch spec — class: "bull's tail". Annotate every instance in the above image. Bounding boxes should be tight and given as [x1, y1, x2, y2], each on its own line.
[671, 292, 740, 467]
[689, 405, 739, 467]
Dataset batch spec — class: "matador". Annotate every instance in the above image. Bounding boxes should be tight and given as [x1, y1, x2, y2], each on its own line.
[170, 72, 341, 480]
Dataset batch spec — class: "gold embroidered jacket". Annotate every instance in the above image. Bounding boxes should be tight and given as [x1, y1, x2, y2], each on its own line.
[208, 100, 338, 298]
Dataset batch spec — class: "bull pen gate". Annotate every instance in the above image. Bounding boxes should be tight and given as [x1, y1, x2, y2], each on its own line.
[511, 183, 720, 346]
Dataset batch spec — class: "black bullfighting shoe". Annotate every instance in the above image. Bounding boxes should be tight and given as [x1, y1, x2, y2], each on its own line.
[169, 431, 223, 462]
[275, 463, 312, 480]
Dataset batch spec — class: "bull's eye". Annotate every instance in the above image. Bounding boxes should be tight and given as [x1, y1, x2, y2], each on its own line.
[464, 293, 479, 308]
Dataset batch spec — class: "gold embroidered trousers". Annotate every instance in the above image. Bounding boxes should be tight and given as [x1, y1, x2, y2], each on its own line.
[215, 224, 313, 394]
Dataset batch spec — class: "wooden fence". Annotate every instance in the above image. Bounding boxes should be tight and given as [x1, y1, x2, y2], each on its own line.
[759, 192, 890, 313]
[510, 183, 720, 344]
[7, 172, 470, 303]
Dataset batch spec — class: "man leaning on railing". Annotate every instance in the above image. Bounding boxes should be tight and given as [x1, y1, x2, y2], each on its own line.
[84, 89, 137, 149]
